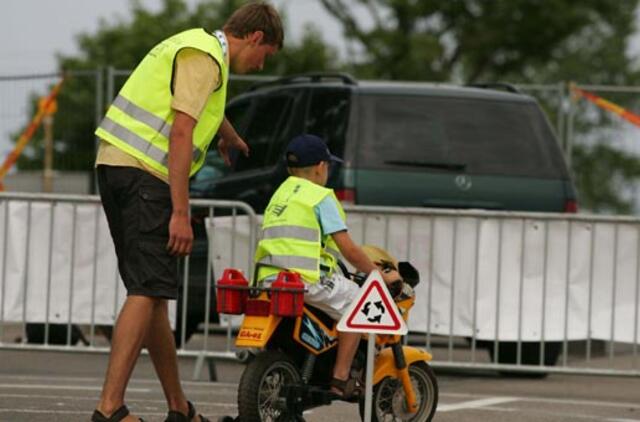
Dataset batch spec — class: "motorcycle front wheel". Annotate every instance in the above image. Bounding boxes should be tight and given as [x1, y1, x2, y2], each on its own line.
[359, 362, 438, 422]
[237, 350, 302, 422]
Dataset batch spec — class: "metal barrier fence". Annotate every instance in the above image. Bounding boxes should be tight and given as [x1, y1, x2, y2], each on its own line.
[343, 205, 640, 377]
[0, 192, 257, 372]
[1, 192, 639, 378]
[2, 70, 640, 378]
[206, 204, 640, 377]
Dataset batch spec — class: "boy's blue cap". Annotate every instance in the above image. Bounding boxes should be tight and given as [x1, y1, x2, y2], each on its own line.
[285, 134, 343, 167]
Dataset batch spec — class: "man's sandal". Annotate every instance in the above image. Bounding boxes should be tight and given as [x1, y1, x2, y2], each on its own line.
[165, 401, 210, 422]
[91, 405, 145, 422]
[330, 377, 362, 401]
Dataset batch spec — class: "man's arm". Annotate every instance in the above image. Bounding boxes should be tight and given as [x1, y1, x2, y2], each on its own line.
[217, 116, 249, 166]
[167, 110, 196, 256]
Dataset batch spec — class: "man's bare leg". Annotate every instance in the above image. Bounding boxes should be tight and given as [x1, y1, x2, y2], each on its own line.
[143, 299, 196, 419]
[96, 295, 157, 421]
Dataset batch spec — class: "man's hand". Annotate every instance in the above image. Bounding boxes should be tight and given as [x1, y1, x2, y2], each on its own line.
[167, 212, 193, 256]
[218, 135, 249, 166]
[217, 116, 249, 166]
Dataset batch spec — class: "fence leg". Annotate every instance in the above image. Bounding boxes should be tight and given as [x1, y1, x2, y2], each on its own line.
[192, 354, 219, 382]
[208, 358, 218, 382]
[193, 354, 206, 381]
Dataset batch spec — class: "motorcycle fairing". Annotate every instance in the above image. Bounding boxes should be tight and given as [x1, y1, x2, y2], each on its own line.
[372, 346, 433, 385]
[236, 314, 282, 348]
[294, 308, 338, 354]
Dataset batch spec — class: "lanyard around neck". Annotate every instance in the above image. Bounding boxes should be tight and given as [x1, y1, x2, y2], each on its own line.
[213, 30, 228, 59]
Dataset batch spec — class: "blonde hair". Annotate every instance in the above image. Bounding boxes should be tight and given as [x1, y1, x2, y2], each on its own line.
[224, 2, 284, 49]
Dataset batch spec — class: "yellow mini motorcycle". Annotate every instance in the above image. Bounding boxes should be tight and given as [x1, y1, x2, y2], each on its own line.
[217, 246, 438, 422]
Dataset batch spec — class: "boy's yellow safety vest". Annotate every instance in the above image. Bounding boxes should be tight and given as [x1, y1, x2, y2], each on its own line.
[95, 28, 228, 177]
[254, 176, 346, 284]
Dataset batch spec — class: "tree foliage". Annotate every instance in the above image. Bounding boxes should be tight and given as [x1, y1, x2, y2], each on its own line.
[319, 0, 640, 213]
[319, 0, 639, 84]
[572, 143, 640, 213]
[15, 0, 640, 213]
[16, 0, 338, 172]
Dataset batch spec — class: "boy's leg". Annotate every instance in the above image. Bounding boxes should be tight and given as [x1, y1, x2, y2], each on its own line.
[304, 273, 362, 384]
[96, 295, 157, 420]
[333, 331, 362, 380]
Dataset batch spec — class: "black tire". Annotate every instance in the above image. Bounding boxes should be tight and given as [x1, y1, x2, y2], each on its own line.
[481, 341, 561, 377]
[480, 340, 561, 366]
[173, 316, 200, 348]
[237, 350, 302, 422]
[25, 323, 83, 345]
[359, 362, 438, 422]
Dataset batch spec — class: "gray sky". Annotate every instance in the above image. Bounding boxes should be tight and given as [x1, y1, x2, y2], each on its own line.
[2, 1, 640, 165]
[0, 0, 350, 157]
[0, 0, 346, 74]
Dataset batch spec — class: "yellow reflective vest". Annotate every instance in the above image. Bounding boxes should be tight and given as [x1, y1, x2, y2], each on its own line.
[254, 176, 346, 284]
[95, 28, 228, 177]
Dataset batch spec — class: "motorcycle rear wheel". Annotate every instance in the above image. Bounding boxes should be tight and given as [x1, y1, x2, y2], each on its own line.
[237, 350, 302, 422]
[359, 362, 438, 422]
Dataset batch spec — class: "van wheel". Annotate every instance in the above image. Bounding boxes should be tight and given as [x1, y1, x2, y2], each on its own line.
[173, 318, 200, 348]
[25, 323, 84, 345]
[480, 341, 561, 377]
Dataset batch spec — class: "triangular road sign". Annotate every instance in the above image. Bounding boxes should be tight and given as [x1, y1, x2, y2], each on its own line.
[338, 270, 408, 335]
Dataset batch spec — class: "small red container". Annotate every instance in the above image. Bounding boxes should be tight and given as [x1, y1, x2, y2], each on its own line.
[216, 269, 249, 314]
[270, 271, 306, 317]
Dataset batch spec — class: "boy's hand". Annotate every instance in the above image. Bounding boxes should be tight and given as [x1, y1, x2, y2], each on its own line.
[381, 270, 401, 285]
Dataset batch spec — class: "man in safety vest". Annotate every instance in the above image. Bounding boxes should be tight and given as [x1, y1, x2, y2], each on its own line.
[254, 134, 395, 400]
[92, 3, 283, 421]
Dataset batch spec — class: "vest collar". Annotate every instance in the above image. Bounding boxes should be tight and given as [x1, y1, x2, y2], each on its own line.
[213, 30, 229, 64]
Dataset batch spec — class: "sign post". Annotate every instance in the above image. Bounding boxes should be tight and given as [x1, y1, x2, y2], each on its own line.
[338, 270, 408, 422]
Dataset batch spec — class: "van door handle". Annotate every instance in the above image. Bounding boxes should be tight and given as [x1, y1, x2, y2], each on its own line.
[258, 184, 272, 194]
[422, 199, 503, 210]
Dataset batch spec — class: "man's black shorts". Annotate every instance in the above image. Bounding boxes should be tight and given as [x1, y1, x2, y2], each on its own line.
[97, 165, 179, 299]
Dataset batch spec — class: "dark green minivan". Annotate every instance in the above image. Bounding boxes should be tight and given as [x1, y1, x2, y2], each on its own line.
[184, 74, 577, 353]
[191, 73, 577, 213]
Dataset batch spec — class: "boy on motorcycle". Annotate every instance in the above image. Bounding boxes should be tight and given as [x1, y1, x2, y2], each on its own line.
[254, 134, 395, 399]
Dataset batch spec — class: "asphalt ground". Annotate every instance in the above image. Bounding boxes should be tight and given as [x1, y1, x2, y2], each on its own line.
[0, 331, 639, 421]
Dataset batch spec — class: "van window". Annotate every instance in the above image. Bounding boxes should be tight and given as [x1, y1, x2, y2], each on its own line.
[304, 89, 350, 157]
[226, 98, 252, 136]
[192, 99, 252, 184]
[358, 95, 566, 178]
[234, 94, 294, 172]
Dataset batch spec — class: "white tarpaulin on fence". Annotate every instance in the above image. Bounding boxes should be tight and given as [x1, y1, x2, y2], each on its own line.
[0, 200, 175, 325]
[207, 211, 640, 343]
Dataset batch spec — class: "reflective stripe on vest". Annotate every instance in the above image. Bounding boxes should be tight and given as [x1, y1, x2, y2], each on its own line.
[257, 255, 318, 272]
[261, 225, 319, 242]
[95, 28, 227, 177]
[112, 94, 172, 139]
[254, 177, 347, 284]
[99, 96, 204, 165]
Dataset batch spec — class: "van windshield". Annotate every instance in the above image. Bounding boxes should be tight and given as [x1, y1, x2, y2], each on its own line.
[358, 94, 567, 178]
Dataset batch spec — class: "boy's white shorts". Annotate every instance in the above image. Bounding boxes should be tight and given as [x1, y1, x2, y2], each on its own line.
[304, 272, 360, 321]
